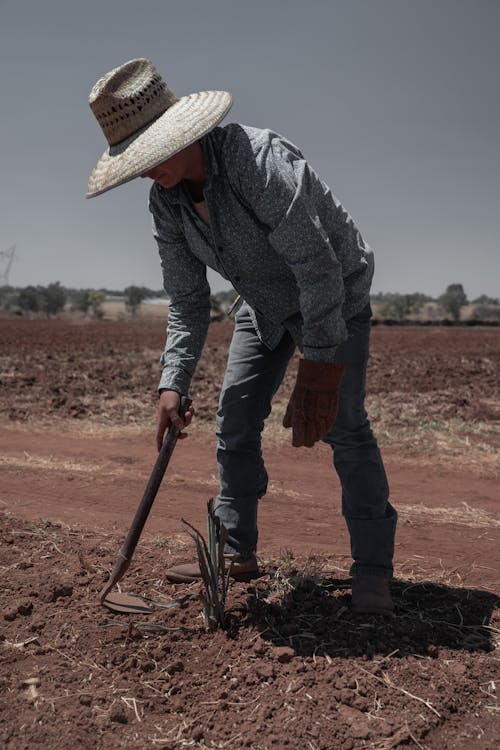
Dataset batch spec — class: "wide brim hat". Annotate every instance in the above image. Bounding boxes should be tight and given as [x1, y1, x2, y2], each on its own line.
[86, 58, 232, 198]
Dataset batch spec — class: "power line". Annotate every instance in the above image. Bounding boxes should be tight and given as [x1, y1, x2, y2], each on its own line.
[0, 245, 17, 285]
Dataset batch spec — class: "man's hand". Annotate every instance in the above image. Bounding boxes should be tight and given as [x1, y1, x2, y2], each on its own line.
[283, 360, 345, 448]
[157, 390, 195, 451]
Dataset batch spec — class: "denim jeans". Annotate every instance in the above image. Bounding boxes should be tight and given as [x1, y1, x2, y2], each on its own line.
[215, 302, 397, 579]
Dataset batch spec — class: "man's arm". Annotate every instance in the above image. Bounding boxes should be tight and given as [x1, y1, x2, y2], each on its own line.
[149, 185, 211, 447]
[150, 184, 211, 396]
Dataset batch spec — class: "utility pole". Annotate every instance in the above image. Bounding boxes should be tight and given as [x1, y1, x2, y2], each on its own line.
[0, 245, 16, 285]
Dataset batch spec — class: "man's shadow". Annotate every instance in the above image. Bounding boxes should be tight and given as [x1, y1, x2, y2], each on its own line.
[235, 574, 498, 658]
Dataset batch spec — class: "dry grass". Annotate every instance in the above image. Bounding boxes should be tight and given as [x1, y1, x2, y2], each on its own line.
[267, 392, 500, 478]
[0, 453, 117, 476]
[398, 502, 500, 529]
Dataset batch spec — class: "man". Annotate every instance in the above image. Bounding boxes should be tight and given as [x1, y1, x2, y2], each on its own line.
[87, 58, 397, 614]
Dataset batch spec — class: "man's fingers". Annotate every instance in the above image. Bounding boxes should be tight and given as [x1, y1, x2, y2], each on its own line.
[170, 413, 184, 431]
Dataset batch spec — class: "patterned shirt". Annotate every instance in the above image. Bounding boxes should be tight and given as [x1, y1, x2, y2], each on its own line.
[149, 123, 374, 395]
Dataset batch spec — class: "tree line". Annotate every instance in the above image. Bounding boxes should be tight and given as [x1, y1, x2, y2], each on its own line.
[0, 282, 499, 322]
[371, 285, 499, 322]
[0, 284, 164, 318]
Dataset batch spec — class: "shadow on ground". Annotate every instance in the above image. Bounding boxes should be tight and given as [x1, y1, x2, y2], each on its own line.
[233, 574, 499, 658]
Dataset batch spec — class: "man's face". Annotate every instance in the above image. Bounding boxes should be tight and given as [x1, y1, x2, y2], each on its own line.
[141, 149, 190, 189]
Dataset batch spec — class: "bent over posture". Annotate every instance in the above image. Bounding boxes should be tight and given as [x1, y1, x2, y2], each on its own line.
[87, 58, 397, 613]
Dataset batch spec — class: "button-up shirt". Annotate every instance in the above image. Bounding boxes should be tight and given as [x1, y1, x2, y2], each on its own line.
[149, 123, 374, 395]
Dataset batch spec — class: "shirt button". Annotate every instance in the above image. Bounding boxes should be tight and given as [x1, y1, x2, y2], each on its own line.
[234, 275, 241, 282]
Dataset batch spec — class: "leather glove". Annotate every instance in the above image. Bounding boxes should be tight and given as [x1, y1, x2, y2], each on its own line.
[283, 360, 345, 447]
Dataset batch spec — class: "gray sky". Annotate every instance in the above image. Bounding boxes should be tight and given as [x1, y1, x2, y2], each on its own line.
[1, 0, 499, 298]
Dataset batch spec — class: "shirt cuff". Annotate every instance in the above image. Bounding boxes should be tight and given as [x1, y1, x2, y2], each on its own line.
[302, 345, 338, 363]
[158, 366, 191, 395]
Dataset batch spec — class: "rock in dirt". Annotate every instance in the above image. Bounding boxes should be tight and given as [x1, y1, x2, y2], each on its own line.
[79, 694, 92, 706]
[21, 677, 40, 688]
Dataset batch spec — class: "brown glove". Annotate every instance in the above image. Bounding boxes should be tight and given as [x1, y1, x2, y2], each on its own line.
[283, 360, 345, 448]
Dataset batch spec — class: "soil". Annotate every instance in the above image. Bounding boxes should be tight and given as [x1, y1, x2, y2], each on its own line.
[0, 318, 499, 749]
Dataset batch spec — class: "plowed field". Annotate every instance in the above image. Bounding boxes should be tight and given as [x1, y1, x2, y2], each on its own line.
[1, 318, 499, 749]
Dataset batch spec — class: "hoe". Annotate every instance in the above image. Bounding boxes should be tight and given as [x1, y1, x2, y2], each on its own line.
[99, 398, 191, 615]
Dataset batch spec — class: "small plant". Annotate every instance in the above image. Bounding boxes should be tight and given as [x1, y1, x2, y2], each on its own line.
[182, 499, 229, 631]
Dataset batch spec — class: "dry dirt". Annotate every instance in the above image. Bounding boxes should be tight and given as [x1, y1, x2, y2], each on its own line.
[0, 317, 499, 750]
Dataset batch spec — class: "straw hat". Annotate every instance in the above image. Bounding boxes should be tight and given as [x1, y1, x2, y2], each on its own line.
[86, 58, 232, 198]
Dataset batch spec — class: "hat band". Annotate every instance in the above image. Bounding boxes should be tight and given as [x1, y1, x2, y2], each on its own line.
[108, 110, 167, 156]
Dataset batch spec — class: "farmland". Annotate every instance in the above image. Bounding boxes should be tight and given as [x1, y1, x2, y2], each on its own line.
[0, 317, 499, 749]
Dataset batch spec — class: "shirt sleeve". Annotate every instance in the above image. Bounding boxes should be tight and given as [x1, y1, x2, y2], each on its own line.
[228, 133, 348, 361]
[149, 184, 211, 395]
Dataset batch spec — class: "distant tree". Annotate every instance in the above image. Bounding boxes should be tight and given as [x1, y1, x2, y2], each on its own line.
[40, 282, 67, 316]
[0, 285, 17, 311]
[71, 290, 91, 316]
[124, 285, 147, 316]
[88, 290, 105, 319]
[439, 284, 468, 321]
[380, 293, 426, 321]
[472, 294, 499, 306]
[212, 289, 239, 314]
[18, 285, 43, 314]
[472, 305, 500, 321]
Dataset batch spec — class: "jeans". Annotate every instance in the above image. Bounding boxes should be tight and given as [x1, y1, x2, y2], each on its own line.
[215, 302, 397, 579]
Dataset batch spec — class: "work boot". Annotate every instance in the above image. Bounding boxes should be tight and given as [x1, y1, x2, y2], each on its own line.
[351, 576, 394, 614]
[165, 554, 259, 584]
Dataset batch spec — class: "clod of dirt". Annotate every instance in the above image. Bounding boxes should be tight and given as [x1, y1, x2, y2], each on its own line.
[255, 663, 275, 680]
[3, 607, 18, 622]
[337, 705, 371, 739]
[165, 659, 184, 674]
[29, 619, 45, 632]
[192, 727, 204, 742]
[79, 694, 92, 706]
[17, 600, 33, 616]
[252, 637, 267, 655]
[109, 707, 128, 724]
[42, 583, 73, 603]
[274, 645, 295, 663]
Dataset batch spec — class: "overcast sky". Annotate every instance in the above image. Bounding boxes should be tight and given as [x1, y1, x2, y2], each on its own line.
[1, 0, 499, 298]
